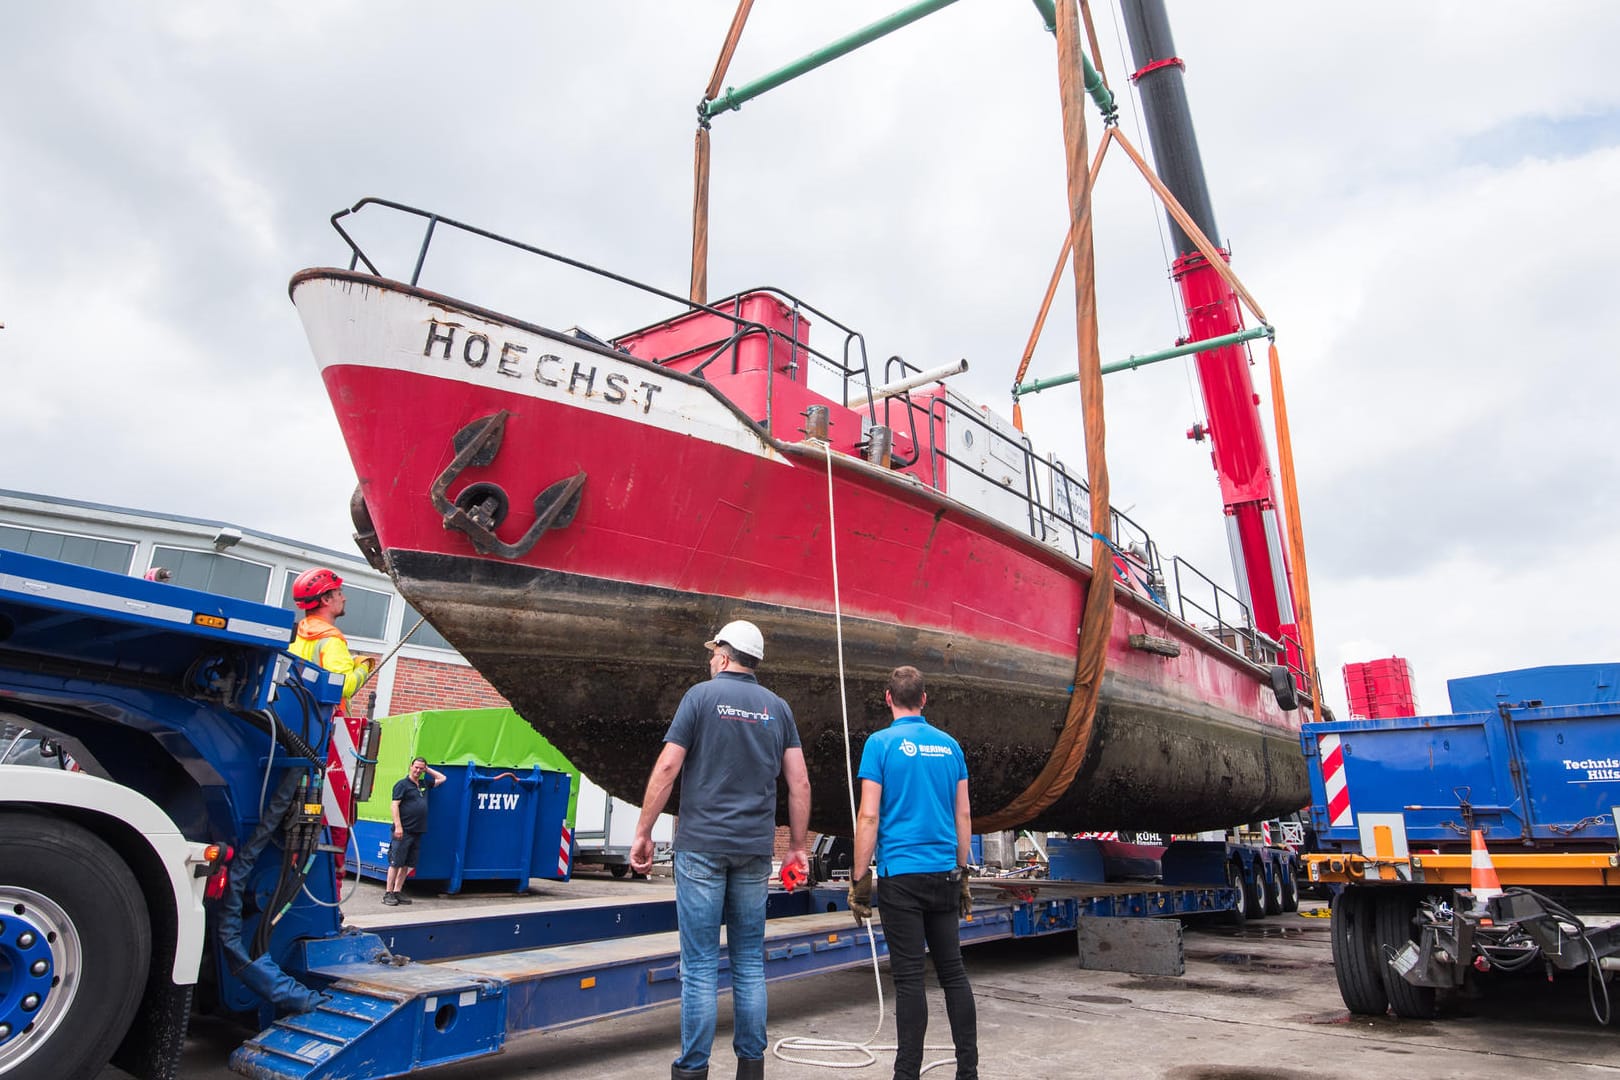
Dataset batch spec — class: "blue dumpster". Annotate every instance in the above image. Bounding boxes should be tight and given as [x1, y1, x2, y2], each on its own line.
[352, 709, 576, 893]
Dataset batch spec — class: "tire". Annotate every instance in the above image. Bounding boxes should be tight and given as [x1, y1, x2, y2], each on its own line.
[0, 812, 151, 1080]
[1240, 862, 1264, 921]
[1263, 862, 1283, 916]
[1376, 889, 1438, 1019]
[1224, 859, 1249, 924]
[1280, 859, 1300, 913]
[609, 864, 629, 879]
[1331, 888, 1388, 1016]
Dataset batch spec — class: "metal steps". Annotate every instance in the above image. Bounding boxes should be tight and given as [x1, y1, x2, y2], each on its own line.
[228, 979, 504, 1080]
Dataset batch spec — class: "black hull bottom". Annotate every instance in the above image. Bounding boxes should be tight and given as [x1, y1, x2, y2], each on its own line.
[388, 550, 1308, 835]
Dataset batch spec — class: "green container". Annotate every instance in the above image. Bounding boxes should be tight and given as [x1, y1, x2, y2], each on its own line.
[357, 707, 581, 826]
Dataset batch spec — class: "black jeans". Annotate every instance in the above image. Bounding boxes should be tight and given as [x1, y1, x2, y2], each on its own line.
[880, 871, 977, 1080]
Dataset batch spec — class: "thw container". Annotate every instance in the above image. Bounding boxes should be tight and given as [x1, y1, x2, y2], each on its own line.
[353, 708, 578, 892]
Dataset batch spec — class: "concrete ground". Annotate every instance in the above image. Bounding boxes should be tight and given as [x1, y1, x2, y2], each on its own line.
[113, 871, 1620, 1080]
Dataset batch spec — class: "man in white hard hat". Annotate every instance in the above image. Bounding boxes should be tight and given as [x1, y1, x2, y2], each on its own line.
[630, 619, 811, 1080]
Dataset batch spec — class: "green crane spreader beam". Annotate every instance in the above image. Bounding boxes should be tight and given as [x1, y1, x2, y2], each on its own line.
[1015, 325, 1273, 398]
[700, 0, 1116, 124]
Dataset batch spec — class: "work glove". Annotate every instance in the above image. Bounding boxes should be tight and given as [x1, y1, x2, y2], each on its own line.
[959, 866, 974, 920]
[848, 869, 874, 924]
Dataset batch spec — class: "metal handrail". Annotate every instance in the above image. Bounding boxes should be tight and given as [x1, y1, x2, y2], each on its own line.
[1171, 556, 1266, 661]
[326, 198, 879, 429]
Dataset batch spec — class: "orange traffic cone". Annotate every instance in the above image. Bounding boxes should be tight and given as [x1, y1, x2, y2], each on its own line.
[1468, 829, 1502, 912]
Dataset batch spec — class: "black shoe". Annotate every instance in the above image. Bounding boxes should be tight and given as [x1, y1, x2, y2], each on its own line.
[381, 892, 399, 906]
[736, 1057, 763, 1080]
[395, 893, 413, 905]
[671, 1065, 708, 1080]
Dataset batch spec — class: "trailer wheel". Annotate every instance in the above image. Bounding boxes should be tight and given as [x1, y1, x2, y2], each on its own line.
[609, 864, 629, 879]
[1263, 863, 1283, 916]
[1240, 863, 1264, 921]
[1330, 888, 1388, 1016]
[0, 813, 150, 1080]
[1376, 890, 1438, 1019]
[1279, 859, 1300, 913]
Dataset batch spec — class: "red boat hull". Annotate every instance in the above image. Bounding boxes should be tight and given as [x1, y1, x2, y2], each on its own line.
[292, 269, 1306, 833]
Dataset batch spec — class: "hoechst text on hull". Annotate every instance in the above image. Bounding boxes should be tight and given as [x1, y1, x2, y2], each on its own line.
[291, 200, 1309, 835]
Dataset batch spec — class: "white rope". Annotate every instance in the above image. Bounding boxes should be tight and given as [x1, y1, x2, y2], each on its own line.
[771, 441, 956, 1074]
[299, 825, 362, 909]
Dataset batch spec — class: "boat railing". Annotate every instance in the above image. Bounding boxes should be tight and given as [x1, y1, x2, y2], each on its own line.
[662, 284, 884, 439]
[1170, 556, 1274, 663]
[325, 198, 881, 435]
[1274, 630, 1313, 697]
[876, 365, 1174, 605]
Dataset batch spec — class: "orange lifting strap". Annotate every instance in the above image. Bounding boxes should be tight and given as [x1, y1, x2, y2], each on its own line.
[1268, 341, 1322, 723]
[691, 0, 756, 305]
[977, 0, 1114, 832]
[995, 0, 1322, 825]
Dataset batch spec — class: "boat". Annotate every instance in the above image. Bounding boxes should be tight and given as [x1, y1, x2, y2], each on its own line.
[290, 1, 1315, 836]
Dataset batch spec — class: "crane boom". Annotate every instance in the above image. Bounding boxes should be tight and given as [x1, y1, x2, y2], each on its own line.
[1120, 0, 1300, 660]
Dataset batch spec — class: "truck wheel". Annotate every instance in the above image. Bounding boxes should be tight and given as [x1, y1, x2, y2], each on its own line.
[1224, 860, 1249, 923]
[0, 813, 150, 1080]
[1240, 863, 1264, 921]
[1279, 860, 1300, 913]
[1331, 889, 1388, 1016]
[1376, 890, 1438, 1019]
[1263, 863, 1283, 916]
[609, 864, 629, 879]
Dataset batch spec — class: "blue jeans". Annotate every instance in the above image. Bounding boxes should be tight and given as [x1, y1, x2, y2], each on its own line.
[673, 850, 771, 1071]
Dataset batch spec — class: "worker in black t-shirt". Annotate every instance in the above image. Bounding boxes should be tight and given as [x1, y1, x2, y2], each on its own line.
[383, 755, 444, 905]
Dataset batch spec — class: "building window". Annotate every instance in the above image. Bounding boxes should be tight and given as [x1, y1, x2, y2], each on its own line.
[0, 525, 134, 575]
[151, 545, 272, 603]
[280, 571, 391, 641]
[399, 601, 456, 652]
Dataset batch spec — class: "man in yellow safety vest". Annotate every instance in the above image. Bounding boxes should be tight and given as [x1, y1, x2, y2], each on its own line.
[288, 567, 372, 706]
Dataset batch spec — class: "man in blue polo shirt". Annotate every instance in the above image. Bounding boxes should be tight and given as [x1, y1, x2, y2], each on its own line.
[850, 665, 977, 1080]
[630, 619, 811, 1080]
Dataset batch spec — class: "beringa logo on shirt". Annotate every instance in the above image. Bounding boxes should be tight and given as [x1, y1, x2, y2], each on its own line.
[900, 739, 954, 759]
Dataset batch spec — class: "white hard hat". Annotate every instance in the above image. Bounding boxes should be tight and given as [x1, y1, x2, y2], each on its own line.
[705, 619, 764, 664]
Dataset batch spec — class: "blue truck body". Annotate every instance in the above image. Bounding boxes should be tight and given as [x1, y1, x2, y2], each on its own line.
[1301, 664, 1620, 1023]
[1305, 700, 1620, 849]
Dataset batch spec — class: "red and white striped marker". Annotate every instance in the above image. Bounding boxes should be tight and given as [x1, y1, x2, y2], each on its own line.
[1317, 733, 1353, 828]
[558, 826, 573, 878]
[321, 710, 367, 878]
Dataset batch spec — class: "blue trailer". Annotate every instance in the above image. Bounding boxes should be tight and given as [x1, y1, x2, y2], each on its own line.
[1301, 666, 1620, 1022]
[0, 549, 1245, 1079]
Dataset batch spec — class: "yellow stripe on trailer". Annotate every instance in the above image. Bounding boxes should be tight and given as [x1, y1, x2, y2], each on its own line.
[1307, 851, 1620, 887]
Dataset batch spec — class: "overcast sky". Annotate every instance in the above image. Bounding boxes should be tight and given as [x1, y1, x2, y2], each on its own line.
[4, 2, 1617, 718]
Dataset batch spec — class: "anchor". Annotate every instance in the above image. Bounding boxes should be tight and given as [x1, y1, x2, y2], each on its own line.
[429, 411, 587, 559]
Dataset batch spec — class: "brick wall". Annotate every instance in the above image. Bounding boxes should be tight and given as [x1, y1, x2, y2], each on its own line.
[773, 826, 823, 861]
[385, 656, 511, 717]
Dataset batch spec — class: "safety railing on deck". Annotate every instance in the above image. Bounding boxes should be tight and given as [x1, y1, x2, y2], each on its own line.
[327, 198, 878, 437]
[1170, 556, 1275, 664]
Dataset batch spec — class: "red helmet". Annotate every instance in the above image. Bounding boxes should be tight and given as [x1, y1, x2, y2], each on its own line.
[292, 567, 344, 610]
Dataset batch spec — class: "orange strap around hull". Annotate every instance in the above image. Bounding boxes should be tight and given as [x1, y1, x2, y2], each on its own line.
[977, 0, 1115, 833]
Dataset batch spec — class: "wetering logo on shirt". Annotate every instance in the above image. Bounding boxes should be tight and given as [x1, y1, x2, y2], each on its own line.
[717, 703, 771, 726]
[900, 739, 917, 757]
